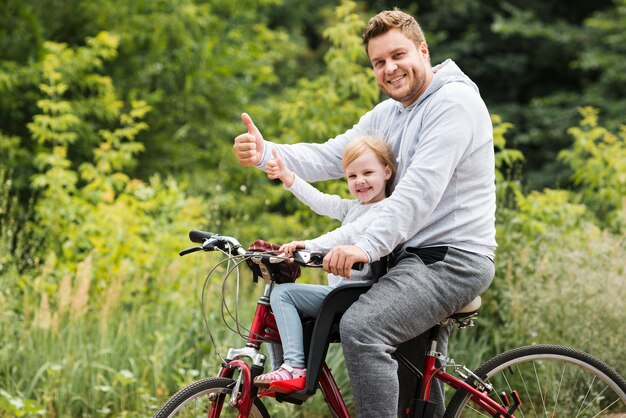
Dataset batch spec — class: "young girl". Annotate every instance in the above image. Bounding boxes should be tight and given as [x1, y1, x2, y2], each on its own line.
[253, 136, 396, 392]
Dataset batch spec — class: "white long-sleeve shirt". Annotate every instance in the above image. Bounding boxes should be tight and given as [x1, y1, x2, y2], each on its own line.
[286, 175, 382, 287]
[260, 60, 497, 262]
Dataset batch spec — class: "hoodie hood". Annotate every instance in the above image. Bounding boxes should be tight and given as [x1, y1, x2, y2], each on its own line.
[394, 59, 480, 112]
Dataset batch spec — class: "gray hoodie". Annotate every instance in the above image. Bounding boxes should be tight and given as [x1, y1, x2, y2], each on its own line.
[259, 60, 497, 261]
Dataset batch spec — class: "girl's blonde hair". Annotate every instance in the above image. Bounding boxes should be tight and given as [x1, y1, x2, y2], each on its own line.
[342, 136, 396, 196]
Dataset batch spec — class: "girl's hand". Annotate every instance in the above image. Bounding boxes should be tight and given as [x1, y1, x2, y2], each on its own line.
[279, 241, 306, 257]
[267, 148, 295, 187]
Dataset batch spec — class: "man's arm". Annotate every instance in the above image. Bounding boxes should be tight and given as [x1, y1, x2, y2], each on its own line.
[304, 205, 382, 253]
[233, 111, 377, 182]
[320, 93, 481, 269]
[354, 92, 481, 260]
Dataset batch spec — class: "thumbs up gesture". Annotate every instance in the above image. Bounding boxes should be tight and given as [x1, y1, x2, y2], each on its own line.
[267, 148, 295, 187]
[233, 113, 265, 166]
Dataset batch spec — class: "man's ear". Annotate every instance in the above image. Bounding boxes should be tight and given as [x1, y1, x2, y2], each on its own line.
[419, 42, 430, 63]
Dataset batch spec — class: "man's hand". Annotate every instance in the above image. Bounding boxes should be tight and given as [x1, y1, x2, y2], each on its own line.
[233, 113, 265, 166]
[323, 245, 368, 279]
[267, 149, 295, 187]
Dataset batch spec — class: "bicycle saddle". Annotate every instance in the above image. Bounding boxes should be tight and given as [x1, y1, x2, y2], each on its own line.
[452, 296, 481, 317]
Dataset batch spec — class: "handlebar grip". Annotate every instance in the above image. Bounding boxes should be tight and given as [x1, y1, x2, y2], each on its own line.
[189, 230, 216, 244]
[352, 262, 364, 271]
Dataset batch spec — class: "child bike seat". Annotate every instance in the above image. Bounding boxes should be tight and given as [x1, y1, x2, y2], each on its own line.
[286, 281, 374, 400]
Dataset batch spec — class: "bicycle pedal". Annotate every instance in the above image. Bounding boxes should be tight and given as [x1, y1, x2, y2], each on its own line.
[496, 390, 522, 418]
[257, 388, 276, 399]
[511, 390, 521, 406]
[267, 376, 306, 394]
[499, 391, 510, 407]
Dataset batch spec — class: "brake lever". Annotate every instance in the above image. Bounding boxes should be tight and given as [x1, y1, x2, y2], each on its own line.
[293, 251, 324, 267]
[179, 246, 203, 256]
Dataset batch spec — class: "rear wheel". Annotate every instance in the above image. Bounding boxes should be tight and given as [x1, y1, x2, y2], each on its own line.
[153, 377, 270, 418]
[445, 344, 626, 417]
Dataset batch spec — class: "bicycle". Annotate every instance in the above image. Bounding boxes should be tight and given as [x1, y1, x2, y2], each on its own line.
[153, 230, 626, 418]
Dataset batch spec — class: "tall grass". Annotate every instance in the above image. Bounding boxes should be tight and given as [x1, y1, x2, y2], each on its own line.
[495, 227, 626, 369]
[2, 261, 213, 416]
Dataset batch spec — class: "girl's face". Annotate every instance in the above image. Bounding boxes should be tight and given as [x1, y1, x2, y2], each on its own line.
[345, 149, 392, 204]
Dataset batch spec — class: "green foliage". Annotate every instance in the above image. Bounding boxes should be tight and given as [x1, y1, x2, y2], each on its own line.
[492, 224, 625, 370]
[267, 0, 378, 143]
[487, 0, 623, 188]
[508, 189, 591, 240]
[0, 389, 44, 417]
[484, 109, 625, 374]
[212, 0, 379, 246]
[492, 114, 525, 210]
[0, 28, 209, 416]
[83, 0, 303, 195]
[559, 106, 626, 231]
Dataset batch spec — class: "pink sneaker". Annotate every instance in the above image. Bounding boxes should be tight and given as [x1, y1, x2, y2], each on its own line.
[253, 364, 306, 393]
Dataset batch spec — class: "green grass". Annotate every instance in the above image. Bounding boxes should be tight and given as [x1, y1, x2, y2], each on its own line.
[1, 197, 625, 417]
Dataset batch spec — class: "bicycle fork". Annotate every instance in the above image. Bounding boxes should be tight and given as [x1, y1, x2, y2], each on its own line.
[209, 346, 266, 418]
[209, 287, 279, 417]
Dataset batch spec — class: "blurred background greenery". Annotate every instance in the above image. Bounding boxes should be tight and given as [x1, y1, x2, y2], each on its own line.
[1, 0, 624, 416]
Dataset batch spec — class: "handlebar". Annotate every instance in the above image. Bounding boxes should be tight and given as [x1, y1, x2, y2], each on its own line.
[180, 230, 363, 270]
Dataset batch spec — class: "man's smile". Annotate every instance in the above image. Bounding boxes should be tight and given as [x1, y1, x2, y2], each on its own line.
[388, 74, 406, 86]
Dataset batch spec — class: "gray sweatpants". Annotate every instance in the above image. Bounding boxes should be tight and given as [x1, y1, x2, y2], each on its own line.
[340, 247, 494, 418]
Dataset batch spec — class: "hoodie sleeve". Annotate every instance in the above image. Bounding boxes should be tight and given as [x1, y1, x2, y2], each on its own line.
[354, 86, 480, 260]
[257, 109, 379, 182]
[313, 84, 481, 261]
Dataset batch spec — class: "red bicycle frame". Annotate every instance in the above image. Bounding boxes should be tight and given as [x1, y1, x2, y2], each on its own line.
[209, 288, 513, 418]
[417, 340, 514, 417]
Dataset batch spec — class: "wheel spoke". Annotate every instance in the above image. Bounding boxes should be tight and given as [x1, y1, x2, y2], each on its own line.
[532, 361, 548, 417]
[551, 359, 566, 416]
[444, 345, 626, 418]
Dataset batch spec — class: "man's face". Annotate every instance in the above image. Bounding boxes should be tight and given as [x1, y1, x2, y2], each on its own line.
[367, 29, 432, 108]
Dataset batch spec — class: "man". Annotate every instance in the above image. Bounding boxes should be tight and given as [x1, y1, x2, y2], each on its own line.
[233, 9, 496, 417]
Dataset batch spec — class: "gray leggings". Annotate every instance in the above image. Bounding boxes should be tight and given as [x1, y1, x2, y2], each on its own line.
[340, 247, 494, 418]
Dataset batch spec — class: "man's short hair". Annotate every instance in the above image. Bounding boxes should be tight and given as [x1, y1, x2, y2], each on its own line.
[362, 9, 427, 55]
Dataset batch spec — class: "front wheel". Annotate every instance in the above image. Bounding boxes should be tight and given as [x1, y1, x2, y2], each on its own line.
[445, 344, 626, 417]
[153, 377, 270, 418]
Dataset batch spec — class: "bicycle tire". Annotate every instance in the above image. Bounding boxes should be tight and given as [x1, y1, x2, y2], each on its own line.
[153, 377, 270, 418]
[444, 344, 626, 418]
